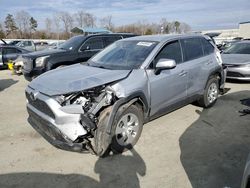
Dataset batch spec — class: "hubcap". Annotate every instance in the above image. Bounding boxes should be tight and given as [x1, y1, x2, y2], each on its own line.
[115, 113, 139, 146]
[207, 82, 218, 104]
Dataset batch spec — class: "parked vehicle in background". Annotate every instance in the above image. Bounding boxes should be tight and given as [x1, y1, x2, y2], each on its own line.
[0, 45, 30, 68]
[34, 42, 49, 51]
[8, 40, 21, 45]
[47, 41, 65, 49]
[25, 34, 226, 157]
[16, 40, 36, 51]
[222, 41, 250, 81]
[22, 33, 137, 81]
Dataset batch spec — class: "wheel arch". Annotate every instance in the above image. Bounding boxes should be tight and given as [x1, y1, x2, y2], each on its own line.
[105, 91, 149, 135]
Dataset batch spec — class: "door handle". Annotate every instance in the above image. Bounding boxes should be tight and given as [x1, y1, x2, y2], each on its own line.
[179, 70, 187, 76]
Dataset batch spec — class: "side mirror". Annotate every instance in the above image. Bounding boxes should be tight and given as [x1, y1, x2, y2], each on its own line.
[155, 58, 176, 74]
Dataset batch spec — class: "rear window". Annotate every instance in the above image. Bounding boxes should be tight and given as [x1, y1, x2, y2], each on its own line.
[201, 38, 215, 55]
[181, 38, 203, 61]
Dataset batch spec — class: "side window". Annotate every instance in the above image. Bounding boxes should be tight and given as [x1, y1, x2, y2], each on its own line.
[2, 48, 18, 54]
[201, 38, 215, 55]
[181, 38, 203, 61]
[104, 36, 122, 47]
[154, 40, 182, 66]
[81, 37, 104, 51]
[27, 41, 32, 46]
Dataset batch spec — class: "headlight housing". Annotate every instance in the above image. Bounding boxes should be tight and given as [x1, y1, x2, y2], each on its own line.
[35, 56, 49, 67]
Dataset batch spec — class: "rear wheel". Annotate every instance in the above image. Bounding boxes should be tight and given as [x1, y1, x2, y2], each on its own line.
[198, 76, 219, 108]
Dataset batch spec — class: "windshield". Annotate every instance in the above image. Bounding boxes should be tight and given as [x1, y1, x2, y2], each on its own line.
[86, 40, 158, 70]
[59, 36, 85, 51]
[223, 43, 250, 54]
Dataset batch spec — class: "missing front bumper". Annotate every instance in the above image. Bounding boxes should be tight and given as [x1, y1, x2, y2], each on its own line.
[27, 108, 90, 153]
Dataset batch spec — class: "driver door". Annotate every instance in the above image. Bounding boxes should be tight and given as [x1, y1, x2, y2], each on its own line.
[78, 37, 104, 63]
[146, 40, 188, 117]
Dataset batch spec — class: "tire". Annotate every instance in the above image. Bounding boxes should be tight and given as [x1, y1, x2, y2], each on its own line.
[198, 76, 219, 108]
[111, 104, 143, 154]
[94, 104, 143, 157]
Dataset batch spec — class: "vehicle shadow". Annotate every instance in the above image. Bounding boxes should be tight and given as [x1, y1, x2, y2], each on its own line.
[0, 79, 18, 91]
[0, 148, 146, 188]
[180, 91, 250, 188]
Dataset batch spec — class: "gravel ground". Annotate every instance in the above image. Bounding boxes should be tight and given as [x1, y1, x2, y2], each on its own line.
[0, 70, 250, 188]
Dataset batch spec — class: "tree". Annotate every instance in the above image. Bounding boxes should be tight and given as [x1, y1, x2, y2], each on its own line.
[179, 22, 191, 33]
[174, 21, 181, 33]
[58, 11, 74, 34]
[99, 15, 114, 31]
[15, 11, 31, 38]
[75, 10, 85, 28]
[53, 14, 61, 39]
[4, 14, 18, 36]
[83, 13, 96, 28]
[29, 17, 38, 32]
[29, 17, 38, 37]
[0, 24, 5, 38]
[145, 28, 153, 35]
[45, 18, 52, 36]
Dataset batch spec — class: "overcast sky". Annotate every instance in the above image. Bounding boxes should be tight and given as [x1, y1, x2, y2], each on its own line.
[0, 0, 249, 31]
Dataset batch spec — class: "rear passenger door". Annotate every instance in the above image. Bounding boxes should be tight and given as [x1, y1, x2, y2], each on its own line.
[147, 40, 188, 117]
[78, 37, 104, 62]
[180, 37, 212, 97]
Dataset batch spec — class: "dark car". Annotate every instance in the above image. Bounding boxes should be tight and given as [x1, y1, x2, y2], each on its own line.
[22, 33, 137, 81]
[0, 45, 30, 68]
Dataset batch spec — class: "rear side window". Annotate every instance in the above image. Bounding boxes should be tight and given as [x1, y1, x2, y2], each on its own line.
[181, 38, 203, 61]
[104, 36, 122, 47]
[2, 48, 19, 54]
[201, 38, 215, 55]
[81, 37, 104, 51]
[154, 40, 182, 64]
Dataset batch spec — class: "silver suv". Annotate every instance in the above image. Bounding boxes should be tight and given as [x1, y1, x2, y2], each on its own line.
[25, 34, 226, 156]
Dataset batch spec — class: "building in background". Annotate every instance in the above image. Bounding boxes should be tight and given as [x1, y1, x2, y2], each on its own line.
[239, 22, 250, 39]
[71, 27, 112, 35]
[201, 21, 250, 44]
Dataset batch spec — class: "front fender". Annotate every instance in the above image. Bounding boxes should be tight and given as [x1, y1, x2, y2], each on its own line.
[105, 91, 149, 135]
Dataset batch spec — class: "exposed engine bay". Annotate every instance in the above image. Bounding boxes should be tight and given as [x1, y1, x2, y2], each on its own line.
[54, 85, 116, 152]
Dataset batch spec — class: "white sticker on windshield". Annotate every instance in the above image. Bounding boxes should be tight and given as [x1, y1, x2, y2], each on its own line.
[137, 42, 154, 47]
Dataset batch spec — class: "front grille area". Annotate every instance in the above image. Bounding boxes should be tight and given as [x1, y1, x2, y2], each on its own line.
[227, 71, 244, 78]
[28, 108, 68, 143]
[26, 92, 55, 119]
[23, 57, 33, 71]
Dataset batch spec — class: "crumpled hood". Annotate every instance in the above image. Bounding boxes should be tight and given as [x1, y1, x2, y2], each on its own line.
[28, 64, 131, 96]
[222, 54, 250, 65]
[23, 48, 66, 58]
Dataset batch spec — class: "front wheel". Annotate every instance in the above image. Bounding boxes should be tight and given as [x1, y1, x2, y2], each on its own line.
[111, 104, 143, 154]
[198, 76, 219, 108]
[94, 104, 143, 157]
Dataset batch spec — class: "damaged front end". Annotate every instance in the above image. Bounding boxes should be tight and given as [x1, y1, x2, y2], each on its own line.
[26, 84, 116, 154]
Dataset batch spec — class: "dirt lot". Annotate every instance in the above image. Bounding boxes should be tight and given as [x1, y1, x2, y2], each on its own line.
[0, 70, 250, 188]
